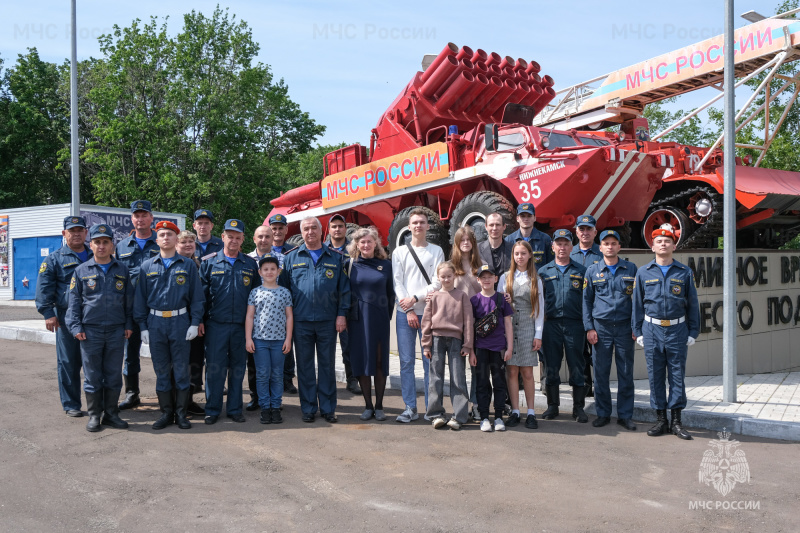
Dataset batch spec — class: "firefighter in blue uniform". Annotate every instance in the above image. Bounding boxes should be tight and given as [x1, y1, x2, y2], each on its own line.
[582, 229, 637, 431]
[279, 216, 350, 423]
[570, 214, 603, 398]
[135, 220, 204, 430]
[35, 216, 92, 417]
[504, 203, 553, 266]
[324, 213, 361, 395]
[114, 200, 160, 410]
[199, 219, 259, 424]
[193, 208, 223, 259]
[269, 212, 299, 393]
[633, 227, 700, 440]
[538, 229, 588, 423]
[65, 224, 133, 432]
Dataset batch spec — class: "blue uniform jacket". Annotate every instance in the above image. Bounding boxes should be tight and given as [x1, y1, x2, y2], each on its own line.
[134, 254, 205, 329]
[195, 235, 223, 260]
[538, 260, 587, 321]
[632, 260, 700, 338]
[35, 244, 93, 319]
[115, 232, 160, 284]
[199, 250, 259, 324]
[279, 243, 351, 322]
[505, 227, 553, 265]
[570, 244, 603, 266]
[65, 258, 134, 334]
[582, 259, 638, 331]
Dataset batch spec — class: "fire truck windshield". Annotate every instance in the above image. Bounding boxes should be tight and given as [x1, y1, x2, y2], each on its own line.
[578, 136, 610, 147]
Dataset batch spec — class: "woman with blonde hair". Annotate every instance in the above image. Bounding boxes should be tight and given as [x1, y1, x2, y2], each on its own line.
[346, 227, 395, 420]
[450, 226, 484, 422]
[497, 240, 544, 429]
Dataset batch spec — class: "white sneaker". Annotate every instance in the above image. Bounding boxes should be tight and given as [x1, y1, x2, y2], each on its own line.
[447, 418, 461, 430]
[480, 418, 493, 432]
[396, 406, 419, 423]
[494, 418, 506, 431]
[432, 416, 446, 429]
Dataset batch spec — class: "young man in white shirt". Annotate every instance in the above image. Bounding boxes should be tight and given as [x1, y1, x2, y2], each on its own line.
[391, 210, 444, 422]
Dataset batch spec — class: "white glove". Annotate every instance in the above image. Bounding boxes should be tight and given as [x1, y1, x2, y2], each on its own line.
[687, 336, 696, 347]
[636, 336, 644, 347]
[186, 325, 199, 341]
[141, 330, 150, 345]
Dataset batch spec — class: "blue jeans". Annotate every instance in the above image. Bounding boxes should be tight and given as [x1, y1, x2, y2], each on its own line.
[396, 310, 429, 410]
[56, 309, 83, 411]
[293, 320, 337, 416]
[253, 339, 285, 409]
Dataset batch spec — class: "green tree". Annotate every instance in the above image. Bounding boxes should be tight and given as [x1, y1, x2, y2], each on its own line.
[85, 8, 325, 233]
[0, 49, 71, 208]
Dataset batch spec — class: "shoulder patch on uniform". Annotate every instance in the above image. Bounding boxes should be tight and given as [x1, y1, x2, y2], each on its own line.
[69, 277, 75, 290]
[582, 278, 587, 290]
[39, 262, 47, 274]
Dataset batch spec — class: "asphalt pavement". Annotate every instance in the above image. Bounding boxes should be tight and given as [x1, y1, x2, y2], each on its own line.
[0, 338, 797, 532]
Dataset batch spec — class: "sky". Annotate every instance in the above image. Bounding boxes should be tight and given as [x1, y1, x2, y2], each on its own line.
[0, 0, 790, 147]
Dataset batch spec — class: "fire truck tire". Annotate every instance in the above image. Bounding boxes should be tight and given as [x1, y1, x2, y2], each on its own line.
[388, 206, 449, 255]
[641, 206, 692, 248]
[286, 234, 305, 248]
[449, 191, 516, 243]
[345, 223, 361, 241]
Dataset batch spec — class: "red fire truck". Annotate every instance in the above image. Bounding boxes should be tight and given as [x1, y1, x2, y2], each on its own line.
[268, 12, 800, 252]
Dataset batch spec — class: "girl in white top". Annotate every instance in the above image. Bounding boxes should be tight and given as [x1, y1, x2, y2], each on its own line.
[497, 240, 544, 429]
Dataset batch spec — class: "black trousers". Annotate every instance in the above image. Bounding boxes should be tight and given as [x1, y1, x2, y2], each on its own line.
[475, 348, 508, 419]
[189, 335, 204, 391]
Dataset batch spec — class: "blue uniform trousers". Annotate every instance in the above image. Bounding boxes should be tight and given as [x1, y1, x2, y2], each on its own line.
[204, 320, 247, 417]
[148, 314, 191, 393]
[592, 320, 635, 419]
[123, 322, 142, 377]
[80, 325, 125, 394]
[542, 318, 585, 388]
[294, 320, 338, 416]
[643, 321, 688, 409]
[56, 309, 83, 411]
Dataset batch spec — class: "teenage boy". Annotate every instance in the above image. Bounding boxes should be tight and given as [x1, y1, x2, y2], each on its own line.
[65, 224, 133, 432]
[391, 209, 444, 423]
[633, 227, 700, 440]
[582, 229, 637, 431]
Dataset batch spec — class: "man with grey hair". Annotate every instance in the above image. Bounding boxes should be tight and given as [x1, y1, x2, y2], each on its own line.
[279, 216, 350, 423]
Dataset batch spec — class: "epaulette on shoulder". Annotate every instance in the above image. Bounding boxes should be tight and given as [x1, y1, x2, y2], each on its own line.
[329, 247, 344, 255]
[283, 246, 299, 254]
[201, 252, 216, 261]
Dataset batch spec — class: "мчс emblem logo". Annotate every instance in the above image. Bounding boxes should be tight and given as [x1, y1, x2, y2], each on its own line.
[176, 275, 186, 285]
[699, 429, 750, 497]
[672, 285, 682, 295]
[115, 280, 124, 291]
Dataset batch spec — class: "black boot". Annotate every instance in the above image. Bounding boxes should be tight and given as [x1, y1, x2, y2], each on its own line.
[175, 389, 192, 430]
[572, 386, 588, 423]
[152, 390, 175, 430]
[187, 384, 205, 416]
[101, 388, 129, 429]
[85, 391, 102, 432]
[647, 409, 669, 436]
[118, 374, 141, 410]
[542, 385, 560, 420]
[670, 408, 692, 440]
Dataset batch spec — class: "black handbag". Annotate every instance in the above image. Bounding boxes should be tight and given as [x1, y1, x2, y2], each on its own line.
[475, 293, 502, 338]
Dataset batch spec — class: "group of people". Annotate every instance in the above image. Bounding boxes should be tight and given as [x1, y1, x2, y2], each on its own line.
[36, 199, 699, 441]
